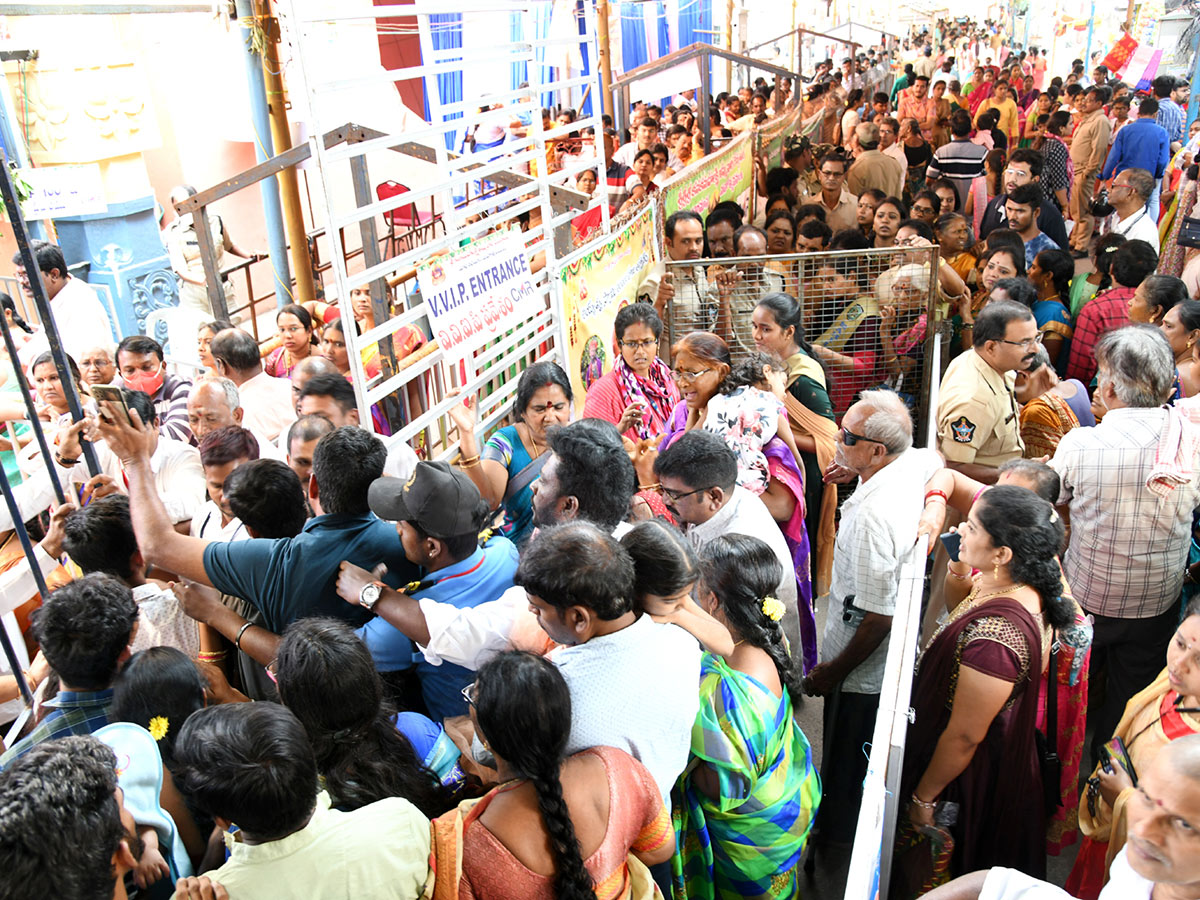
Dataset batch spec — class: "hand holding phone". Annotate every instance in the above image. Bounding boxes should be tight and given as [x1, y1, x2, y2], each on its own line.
[89, 385, 134, 426]
[939, 530, 961, 562]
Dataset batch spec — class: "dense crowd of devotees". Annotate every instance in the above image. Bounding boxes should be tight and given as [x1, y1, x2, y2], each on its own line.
[6, 19, 1200, 900]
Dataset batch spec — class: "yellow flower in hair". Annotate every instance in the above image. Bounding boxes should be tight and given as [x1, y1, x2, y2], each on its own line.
[148, 716, 169, 742]
[761, 595, 785, 622]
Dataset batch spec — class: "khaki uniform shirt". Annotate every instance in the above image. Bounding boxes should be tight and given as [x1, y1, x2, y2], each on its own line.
[1070, 109, 1114, 176]
[636, 262, 719, 333]
[847, 150, 905, 200]
[936, 348, 1023, 466]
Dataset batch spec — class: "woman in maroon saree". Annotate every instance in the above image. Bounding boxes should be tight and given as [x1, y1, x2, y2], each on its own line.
[892, 486, 1075, 898]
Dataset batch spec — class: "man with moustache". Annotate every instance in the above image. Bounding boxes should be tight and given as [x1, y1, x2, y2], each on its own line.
[920, 734, 1200, 899]
[936, 300, 1034, 484]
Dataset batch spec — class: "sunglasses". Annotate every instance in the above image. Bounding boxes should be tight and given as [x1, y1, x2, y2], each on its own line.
[841, 426, 888, 447]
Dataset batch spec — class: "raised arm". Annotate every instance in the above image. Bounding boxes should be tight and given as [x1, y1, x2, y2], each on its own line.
[94, 402, 213, 586]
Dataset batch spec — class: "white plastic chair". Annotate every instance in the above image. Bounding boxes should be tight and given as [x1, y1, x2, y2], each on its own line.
[143, 307, 210, 371]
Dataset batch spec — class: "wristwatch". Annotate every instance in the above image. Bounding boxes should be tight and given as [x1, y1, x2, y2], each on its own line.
[358, 581, 386, 610]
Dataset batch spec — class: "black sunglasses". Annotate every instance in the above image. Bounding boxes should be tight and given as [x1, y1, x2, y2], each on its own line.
[841, 426, 887, 447]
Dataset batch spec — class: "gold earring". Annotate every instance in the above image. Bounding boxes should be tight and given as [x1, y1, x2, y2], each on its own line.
[993, 563, 1000, 580]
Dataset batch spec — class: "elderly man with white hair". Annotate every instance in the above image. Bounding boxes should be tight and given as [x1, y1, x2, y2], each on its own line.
[186, 377, 283, 461]
[1050, 324, 1200, 762]
[78, 343, 118, 388]
[805, 388, 941, 850]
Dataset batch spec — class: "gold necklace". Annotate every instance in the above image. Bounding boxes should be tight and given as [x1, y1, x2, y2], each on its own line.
[524, 424, 541, 458]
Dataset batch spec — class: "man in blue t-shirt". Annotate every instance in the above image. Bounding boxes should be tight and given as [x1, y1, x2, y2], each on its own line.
[340, 461, 519, 720]
[95, 409, 417, 668]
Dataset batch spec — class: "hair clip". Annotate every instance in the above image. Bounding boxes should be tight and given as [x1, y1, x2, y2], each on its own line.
[1048, 509, 1059, 524]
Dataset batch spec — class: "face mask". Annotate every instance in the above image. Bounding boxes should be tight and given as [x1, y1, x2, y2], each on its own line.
[124, 365, 164, 397]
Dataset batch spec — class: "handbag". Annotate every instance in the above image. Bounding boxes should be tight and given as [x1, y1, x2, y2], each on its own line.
[1177, 215, 1200, 250]
[1036, 638, 1063, 812]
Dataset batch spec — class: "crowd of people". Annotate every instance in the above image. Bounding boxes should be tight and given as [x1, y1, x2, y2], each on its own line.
[2, 19, 1200, 900]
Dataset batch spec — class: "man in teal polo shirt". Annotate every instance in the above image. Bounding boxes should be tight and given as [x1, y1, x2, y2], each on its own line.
[95, 407, 417, 665]
[349, 461, 519, 719]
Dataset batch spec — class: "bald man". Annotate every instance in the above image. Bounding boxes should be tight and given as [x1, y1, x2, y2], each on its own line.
[187, 378, 284, 460]
[920, 733, 1200, 900]
[289, 355, 341, 417]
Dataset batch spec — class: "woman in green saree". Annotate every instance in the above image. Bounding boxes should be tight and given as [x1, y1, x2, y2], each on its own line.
[672, 534, 821, 900]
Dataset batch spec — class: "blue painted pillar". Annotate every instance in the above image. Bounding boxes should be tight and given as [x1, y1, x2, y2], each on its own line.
[236, 0, 291, 304]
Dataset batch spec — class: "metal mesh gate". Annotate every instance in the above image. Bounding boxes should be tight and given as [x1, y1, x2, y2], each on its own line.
[661, 245, 941, 439]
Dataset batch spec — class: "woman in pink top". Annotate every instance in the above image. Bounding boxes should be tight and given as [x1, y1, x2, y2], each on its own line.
[582, 302, 680, 442]
[428, 651, 674, 900]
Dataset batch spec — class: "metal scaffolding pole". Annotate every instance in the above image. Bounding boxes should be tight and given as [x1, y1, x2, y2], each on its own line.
[0, 308, 65, 505]
[0, 151, 101, 479]
[0, 463, 45, 711]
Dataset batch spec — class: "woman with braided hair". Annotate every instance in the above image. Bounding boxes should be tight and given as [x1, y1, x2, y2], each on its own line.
[893, 485, 1075, 896]
[430, 651, 673, 899]
[672, 533, 821, 900]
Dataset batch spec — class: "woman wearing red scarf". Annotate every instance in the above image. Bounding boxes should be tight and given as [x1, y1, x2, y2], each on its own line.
[582, 302, 680, 443]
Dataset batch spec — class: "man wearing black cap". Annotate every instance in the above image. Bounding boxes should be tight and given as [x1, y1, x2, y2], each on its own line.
[340, 461, 520, 718]
[338, 418, 636, 674]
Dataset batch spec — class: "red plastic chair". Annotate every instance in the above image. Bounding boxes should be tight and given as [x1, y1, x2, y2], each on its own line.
[377, 181, 436, 256]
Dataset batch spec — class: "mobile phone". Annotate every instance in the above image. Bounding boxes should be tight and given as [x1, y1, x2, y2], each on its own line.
[90, 385, 134, 425]
[939, 531, 961, 562]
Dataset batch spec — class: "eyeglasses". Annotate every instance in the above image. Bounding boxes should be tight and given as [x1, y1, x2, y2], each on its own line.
[1110, 182, 1133, 192]
[912, 204, 936, 215]
[998, 336, 1042, 349]
[461, 682, 477, 707]
[266, 660, 278, 684]
[661, 484, 712, 503]
[619, 338, 659, 349]
[1004, 168, 1031, 179]
[671, 367, 712, 383]
[841, 426, 888, 447]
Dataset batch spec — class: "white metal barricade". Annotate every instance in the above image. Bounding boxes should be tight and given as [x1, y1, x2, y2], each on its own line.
[279, 0, 610, 460]
[843, 331, 941, 900]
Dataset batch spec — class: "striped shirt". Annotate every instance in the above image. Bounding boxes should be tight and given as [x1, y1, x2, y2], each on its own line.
[1156, 97, 1185, 145]
[925, 137, 988, 207]
[1051, 406, 1200, 618]
[0, 689, 114, 767]
[154, 372, 194, 444]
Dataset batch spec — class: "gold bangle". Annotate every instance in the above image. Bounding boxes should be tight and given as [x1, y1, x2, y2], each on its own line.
[198, 650, 228, 662]
[459, 454, 480, 468]
[638, 483, 661, 492]
[946, 562, 972, 581]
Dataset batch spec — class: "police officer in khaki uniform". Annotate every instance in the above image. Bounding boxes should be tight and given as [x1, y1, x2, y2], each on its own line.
[926, 300, 1039, 641]
[937, 300, 1038, 481]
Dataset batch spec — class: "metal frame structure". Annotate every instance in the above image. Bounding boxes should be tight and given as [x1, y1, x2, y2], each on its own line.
[610, 43, 803, 156]
[280, 0, 608, 459]
[844, 333, 942, 900]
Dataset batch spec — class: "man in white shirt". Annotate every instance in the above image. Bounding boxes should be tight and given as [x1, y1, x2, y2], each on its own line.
[613, 117, 660, 169]
[192, 424, 260, 544]
[1109, 168, 1161, 251]
[652, 430, 799, 650]
[55, 392, 205, 528]
[187, 377, 284, 461]
[1050, 325, 1199, 760]
[336, 418, 636, 674]
[516, 521, 700, 805]
[920, 734, 1200, 900]
[12, 240, 114, 363]
[209, 328, 295, 441]
[61, 493, 199, 657]
[806, 390, 942, 848]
